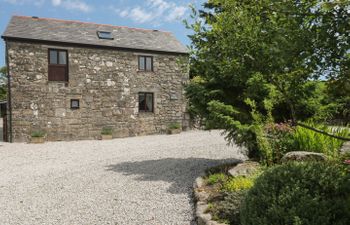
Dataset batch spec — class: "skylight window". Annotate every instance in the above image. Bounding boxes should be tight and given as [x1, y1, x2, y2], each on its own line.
[97, 31, 113, 40]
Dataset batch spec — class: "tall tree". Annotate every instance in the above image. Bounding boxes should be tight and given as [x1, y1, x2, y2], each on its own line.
[185, 0, 350, 154]
[0, 66, 7, 101]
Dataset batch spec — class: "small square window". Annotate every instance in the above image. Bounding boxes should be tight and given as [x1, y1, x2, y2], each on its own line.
[71, 99, 80, 109]
[138, 56, 153, 71]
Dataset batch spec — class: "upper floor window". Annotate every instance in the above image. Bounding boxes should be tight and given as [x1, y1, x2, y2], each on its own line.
[48, 49, 68, 82]
[138, 56, 153, 72]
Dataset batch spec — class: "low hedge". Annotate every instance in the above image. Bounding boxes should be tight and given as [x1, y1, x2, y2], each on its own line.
[240, 162, 350, 225]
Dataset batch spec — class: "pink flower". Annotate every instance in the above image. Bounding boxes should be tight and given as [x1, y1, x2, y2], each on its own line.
[344, 160, 350, 165]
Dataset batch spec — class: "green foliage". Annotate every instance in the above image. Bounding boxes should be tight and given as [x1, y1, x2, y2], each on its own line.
[222, 176, 254, 192]
[211, 190, 247, 225]
[240, 162, 350, 225]
[0, 66, 7, 101]
[168, 122, 181, 130]
[326, 64, 350, 124]
[207, 173, 227, 185]
[101, 127, 113, 135]
[263, 123, 295, 164]
[259, 122, 349, 164]
[291, 125, 350, 159]
[185, 0, 350, 156]
[31, 130, 45, 137]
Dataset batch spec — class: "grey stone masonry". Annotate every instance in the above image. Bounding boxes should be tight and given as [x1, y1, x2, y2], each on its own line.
[7, 41, 189, 142]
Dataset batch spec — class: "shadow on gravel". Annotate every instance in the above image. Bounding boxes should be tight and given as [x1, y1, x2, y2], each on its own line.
[106, 157, 241, 195]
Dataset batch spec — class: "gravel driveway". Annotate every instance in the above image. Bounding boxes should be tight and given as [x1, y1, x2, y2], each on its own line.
[0, 130, 244, 225]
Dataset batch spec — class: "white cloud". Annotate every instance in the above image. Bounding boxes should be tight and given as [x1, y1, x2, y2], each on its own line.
[50, 0, 91, 12]
[51, 0, 60, 6]
[129, 7, 153, 23]
[112, 0, 188, 25]
[165, 5, 187, 22]
[4, 0, 45, 5]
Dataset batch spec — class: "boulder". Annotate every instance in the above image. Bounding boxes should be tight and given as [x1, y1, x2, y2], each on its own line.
[341, 142, 350, 155]
[281, 151, 327, 163]
[228, 161, 260, 177]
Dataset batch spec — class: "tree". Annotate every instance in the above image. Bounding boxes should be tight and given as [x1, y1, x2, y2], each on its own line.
[185, 0, 350, 156]
[0, 66, 7, 101]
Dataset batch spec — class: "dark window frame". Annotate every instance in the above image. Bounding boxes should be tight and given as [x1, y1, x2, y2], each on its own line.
[97, 31, 114, 40]
[138, 56, 153, 72]
[48, 49, 69, 82]
[70, 99, 80, 109]
[138, 92, 154, 113]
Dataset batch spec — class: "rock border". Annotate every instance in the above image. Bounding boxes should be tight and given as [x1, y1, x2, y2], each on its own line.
[193, 176, 227, 225]
[193, 161, 260, 225]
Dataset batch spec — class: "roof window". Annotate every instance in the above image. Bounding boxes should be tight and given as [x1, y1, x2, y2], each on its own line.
[97, 31, 113, 40]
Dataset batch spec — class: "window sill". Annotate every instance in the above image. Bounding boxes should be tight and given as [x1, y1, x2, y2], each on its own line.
[138, 111, 155, 117]
[48, 81, 69, 87]
[137, 70, 154, 73]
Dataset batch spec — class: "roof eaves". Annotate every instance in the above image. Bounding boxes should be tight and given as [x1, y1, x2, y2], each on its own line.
[1, 36, 189, 55]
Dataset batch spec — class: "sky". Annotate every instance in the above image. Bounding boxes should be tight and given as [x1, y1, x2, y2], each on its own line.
[0, 0, 204, 67]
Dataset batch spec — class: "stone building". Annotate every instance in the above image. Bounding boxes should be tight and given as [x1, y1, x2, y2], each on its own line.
[2, 16, 189, 142]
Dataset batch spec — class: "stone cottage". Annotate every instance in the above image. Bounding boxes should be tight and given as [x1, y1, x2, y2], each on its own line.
[1, 16, 189, 142]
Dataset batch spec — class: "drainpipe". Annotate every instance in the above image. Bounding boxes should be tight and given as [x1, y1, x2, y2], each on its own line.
[5, 41, 12, 143]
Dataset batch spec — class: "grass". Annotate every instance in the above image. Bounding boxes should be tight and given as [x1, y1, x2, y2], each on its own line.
[207, 173, 227, 185]
[293, 124, 350, 159]
[31, 130, 45, 137]
[101, 127, 113, 135]
[168, 122, 181, 130]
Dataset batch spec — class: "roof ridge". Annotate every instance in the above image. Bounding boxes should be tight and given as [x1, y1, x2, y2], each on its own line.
[13, 15, 172, 34]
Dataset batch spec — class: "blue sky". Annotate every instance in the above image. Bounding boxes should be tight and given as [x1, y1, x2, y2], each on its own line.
[0, 0, 204, 67]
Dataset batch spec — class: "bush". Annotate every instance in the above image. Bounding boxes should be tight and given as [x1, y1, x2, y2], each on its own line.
[262, 122, 295, 164]
[260, 122, 349, 164]
[213, 190, 247, 225]
[240, 162, 350, 225]
[292, 124, 349, 159]
[168, 122, 181, 130]
[207, 173, 227, 185]
[223, 176, 254, 192]
[101, 127, 113, 135]
[31, 130, 45, 137]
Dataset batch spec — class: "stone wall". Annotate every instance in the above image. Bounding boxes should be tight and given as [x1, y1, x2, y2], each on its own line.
[7, 41, 189, 142]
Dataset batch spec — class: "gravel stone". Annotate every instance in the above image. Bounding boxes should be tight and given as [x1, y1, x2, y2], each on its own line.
[0, 130, 244, 225]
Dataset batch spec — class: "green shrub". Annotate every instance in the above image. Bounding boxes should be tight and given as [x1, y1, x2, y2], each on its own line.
[31, 130, 45, 137]
[240, 162, 350, 225]
[168, 122, 181, 130]
[262, 122, 295, 164]
[207, 173, 227, 185]
[223, 176, 254, 192]
[292, 124, 349, 159]
[101, 127, 113, 135]
[260, 123, 349, 164]
[213, 190, 247, 225]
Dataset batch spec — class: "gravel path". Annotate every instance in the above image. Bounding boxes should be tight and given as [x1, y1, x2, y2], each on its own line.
[0, 130, 244, 225]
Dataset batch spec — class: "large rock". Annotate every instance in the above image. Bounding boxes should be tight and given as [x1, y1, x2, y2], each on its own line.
[341, 142, 350, 155]
[281, 151, 327, 163]
[228, 161, 260, 177]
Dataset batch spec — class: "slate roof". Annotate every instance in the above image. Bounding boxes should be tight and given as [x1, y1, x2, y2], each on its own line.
[2, 16, 188, 54]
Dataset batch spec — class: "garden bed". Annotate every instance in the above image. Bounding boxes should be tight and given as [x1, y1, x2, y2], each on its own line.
[194, 161, 261, 225]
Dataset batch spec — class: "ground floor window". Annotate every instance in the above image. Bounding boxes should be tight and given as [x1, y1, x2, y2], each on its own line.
[138, 92, 154, 112]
